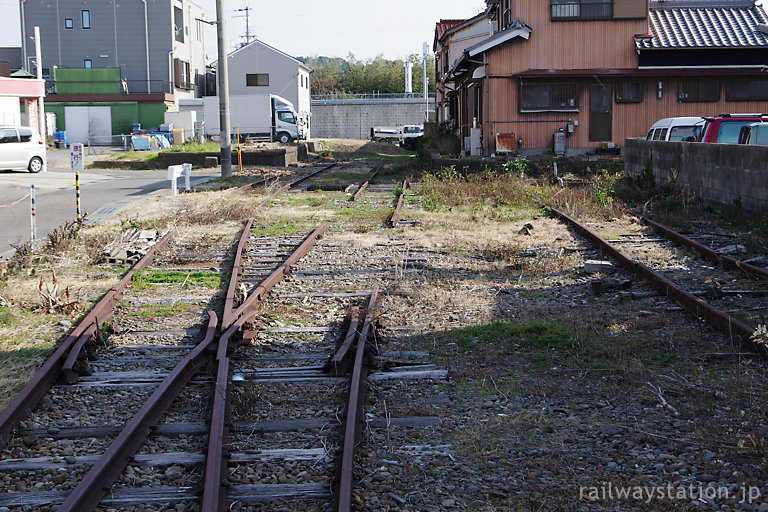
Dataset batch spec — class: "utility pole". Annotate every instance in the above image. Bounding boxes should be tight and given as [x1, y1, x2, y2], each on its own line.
[34, 26, 47, 171]
[422, 42, 429, 121]
[234, 6, 255, 47]
[216, 0, 232, 177]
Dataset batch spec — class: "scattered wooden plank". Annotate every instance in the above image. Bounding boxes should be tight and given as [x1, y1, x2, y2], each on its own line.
[0, 449, 330, 471]
[368, 370, 448, 381]
[368, 416, 442, 428]
[18, 415, 441, 440]
[264, 326, 340, 333]
[0, 484, 331, 507]
[381, 350, 431, 359]
[275, 292, 371, 299]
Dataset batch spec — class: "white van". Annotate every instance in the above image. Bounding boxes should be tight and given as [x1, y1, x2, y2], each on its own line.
[646, 117, 705, 142]
[0, 126, 46, 173]
[738, 122, 768, 146]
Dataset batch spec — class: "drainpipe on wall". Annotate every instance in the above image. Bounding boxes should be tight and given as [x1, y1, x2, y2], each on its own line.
[484, 53, 490, 156]
[56, 0, 62, 67]
[20, 0, 28, 71]
[113, 0, 118, 68]
[141, 0, 151, 93]
[168, 51, 174, 94]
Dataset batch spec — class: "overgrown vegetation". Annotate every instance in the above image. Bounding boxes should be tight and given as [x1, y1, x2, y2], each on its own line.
[164, 141, 220, 153]
[132, 269, 227, 290]
[420, 166, 624, 220]
[449, 321, 575, 352]
[250, 220, 309, 237]
[125, 302, 196, 318]
[501, 157, 531, 176]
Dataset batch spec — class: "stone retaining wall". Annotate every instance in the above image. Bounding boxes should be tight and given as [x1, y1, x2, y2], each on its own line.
[625, 139, 768, 213]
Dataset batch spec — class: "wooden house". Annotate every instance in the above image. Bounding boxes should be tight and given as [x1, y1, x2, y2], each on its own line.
[438, 0, 768, 155]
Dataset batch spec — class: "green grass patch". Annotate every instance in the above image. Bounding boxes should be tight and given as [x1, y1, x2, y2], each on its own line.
[132, 269, 227, 289]
[126, 302, 197, 318]
[251, 221, 309, 237]
[109, 150, 160, 162]
[0, 306, 16, 327]
[449, 321, 575, 351]
[163, 141, 220, 153]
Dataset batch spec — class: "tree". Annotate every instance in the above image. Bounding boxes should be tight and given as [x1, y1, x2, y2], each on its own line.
[300, 54, 437, 95]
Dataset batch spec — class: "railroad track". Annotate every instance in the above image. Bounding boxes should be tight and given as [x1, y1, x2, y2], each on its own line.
[551, 208, 768, 356]
[0, 161, 447, 511]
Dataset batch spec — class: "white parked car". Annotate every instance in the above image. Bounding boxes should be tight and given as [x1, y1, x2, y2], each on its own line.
[0, 125, 46, 173]
[646, 117, 705, 142]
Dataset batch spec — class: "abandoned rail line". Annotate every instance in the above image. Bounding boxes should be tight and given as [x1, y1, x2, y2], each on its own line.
[0, 162, 443, 511]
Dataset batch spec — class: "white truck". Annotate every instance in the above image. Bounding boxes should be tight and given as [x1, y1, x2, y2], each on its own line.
[371, 124, 423, 144]
[203, 94, 304, 143]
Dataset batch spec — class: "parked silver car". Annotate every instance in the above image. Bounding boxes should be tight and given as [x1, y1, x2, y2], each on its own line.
[0, 125, 46, 173]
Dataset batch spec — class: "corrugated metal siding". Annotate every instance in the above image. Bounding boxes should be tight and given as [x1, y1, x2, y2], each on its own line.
[488, 76, 768, 151]
[476, 0, 768, 151]
[483, 1, 649, 150]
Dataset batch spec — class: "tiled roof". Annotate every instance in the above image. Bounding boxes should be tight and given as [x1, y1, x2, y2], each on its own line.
[436, 19, 467, 38]
[636, 1, 768, 49]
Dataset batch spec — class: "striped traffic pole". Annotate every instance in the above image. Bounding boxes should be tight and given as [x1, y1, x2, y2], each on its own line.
[76, 171, 81, 220]
[30, 184, 36, 245]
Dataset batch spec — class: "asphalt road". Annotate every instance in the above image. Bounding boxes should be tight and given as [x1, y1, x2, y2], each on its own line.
[0, 148, 219, 259]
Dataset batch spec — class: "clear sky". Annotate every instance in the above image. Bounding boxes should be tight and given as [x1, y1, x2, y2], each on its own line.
[0, 0, 487, 61]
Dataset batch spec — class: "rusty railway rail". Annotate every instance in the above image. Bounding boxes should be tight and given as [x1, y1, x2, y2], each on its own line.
[0, 229, 177, 451]
[642, 216, 768, 281]
[351, 165, 381, 201]
[336, 285, 380, 512]
[236, 163, 338, 198]
[388, 180, 409, 228]
[57, 312, 218, 512]
[204, 222, 329, 510]
[11, 221, 331, 511]
[550, 208, 765, 357]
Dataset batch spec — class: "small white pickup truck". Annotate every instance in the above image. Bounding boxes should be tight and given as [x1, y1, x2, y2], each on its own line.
[371, 125, 424, 148]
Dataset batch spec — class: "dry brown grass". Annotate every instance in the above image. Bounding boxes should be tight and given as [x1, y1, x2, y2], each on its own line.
[421, 168, 625, 221]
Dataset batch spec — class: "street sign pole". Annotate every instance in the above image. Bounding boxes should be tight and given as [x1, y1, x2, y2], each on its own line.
[71, 143, 84, 220]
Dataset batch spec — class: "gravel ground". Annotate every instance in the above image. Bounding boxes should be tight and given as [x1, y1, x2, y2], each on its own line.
[2, 160, 768, 511]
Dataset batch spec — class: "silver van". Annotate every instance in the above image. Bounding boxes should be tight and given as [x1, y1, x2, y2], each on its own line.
[646, 117, 705, 142]
[0, 126, 46, 172]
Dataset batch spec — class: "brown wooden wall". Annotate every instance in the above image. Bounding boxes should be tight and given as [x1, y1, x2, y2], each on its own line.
[487, 76, 768, 153]
[478, 0, 767, 152]
[487, 0, 649, 73]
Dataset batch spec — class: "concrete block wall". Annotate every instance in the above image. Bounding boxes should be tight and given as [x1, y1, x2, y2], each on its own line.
[310, 99, 434, 139]
[625, 139, 768, 213]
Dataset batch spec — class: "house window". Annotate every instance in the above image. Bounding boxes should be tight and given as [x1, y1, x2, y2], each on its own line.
[81, 10, 90, 29]
[173, 58, 193, 89]
[520, 82, 580, 112]
[726, 79, 768, 101]
[64, 18, 73, 29]
[678, 79, 719, 102]
[84, 59, 92, 69]
[615, 81, 642, 103]
[174, 7, 184, 43]
[246, 73, 270, 86]
[551, 0, 612, 20]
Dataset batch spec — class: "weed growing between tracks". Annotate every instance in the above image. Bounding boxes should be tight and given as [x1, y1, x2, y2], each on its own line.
[132, 269, 229, 290]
